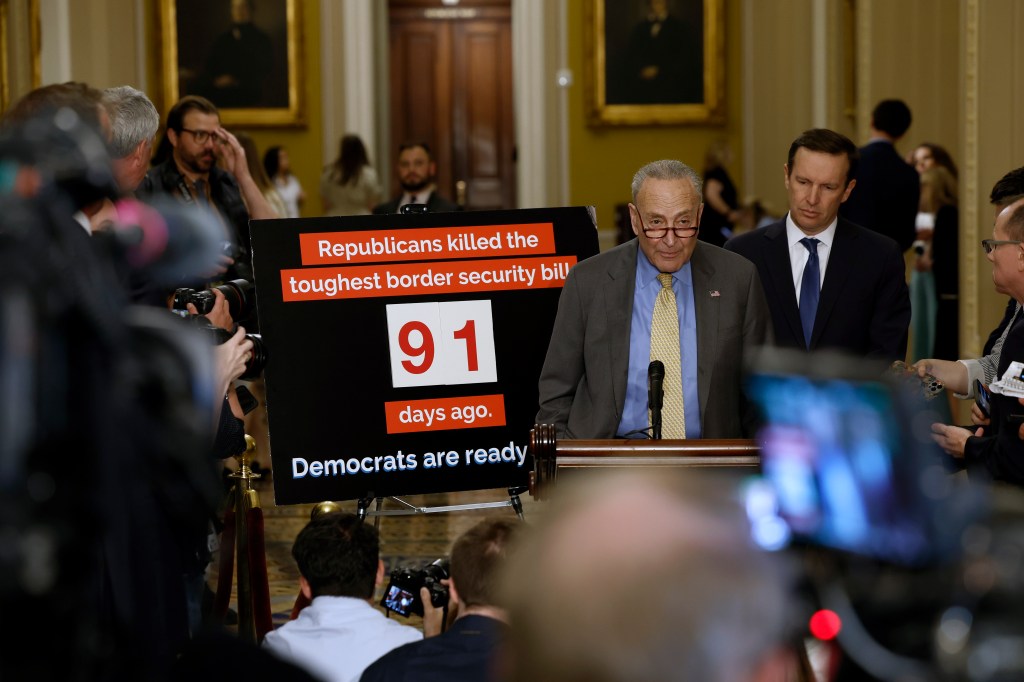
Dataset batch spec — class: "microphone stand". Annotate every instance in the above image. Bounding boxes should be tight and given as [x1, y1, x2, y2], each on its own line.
[649, 360, 664, 440]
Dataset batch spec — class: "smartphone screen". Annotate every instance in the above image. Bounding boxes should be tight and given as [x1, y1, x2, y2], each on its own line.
[976, 379, 991, 417]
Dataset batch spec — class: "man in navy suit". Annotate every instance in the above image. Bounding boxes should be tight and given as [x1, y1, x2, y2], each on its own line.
[839, 99, 920, 252]
[726, 128, 910, 361]
[361, 518, 521, 682]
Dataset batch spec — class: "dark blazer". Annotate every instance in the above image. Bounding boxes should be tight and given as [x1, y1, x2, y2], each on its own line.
[535, 239, 772, 439]
[372, 191, 460, 215]
[359, 615, 506, 682]
[839, 140, 920, 252]
[725, 216, 910, 361]
[964, 312, 1024, 486]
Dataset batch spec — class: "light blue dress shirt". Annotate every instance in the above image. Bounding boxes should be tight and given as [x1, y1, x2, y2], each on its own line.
[616, 249, 701, 438]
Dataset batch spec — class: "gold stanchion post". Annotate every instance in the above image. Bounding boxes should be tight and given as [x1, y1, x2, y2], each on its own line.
[228, 435, 273, 642]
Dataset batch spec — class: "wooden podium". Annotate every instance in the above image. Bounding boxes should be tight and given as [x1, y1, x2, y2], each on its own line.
[529, 423, 760, 500]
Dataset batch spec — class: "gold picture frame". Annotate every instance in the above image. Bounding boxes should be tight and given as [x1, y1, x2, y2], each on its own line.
[586, 0, 725, 126]
[159, 0, 305, 127]
[0, 0, 41, 112]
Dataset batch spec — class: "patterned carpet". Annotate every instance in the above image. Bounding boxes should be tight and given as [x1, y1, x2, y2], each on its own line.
[210, 477, 539, 632]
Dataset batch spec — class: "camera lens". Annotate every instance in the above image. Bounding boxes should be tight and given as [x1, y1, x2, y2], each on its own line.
[214, 279, 254, 321]
[242, 334, 266, 381]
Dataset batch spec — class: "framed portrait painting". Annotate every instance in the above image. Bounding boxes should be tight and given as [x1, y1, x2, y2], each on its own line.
[586, 0, 724, 126]
[159, 0, 305, 127]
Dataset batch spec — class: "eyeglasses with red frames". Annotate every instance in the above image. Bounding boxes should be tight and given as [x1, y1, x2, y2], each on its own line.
[632, 205, 699, 239]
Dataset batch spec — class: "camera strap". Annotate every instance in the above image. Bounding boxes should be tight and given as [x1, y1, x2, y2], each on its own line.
[176, 178, 197, 205]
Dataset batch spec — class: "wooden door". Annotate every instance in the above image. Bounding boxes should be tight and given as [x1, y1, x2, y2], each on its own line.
[388, 0, 515, 211]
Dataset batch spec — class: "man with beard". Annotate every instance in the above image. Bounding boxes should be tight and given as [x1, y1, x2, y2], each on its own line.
[139, 95, 275, 281]
[373, 142, 460, 214]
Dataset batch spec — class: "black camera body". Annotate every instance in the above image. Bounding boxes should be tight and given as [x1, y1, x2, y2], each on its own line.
[380, 558, 450, 617]
[171, 279, 266, 379]
[172, 278, 253, 320]
[191, 317, 267, 381]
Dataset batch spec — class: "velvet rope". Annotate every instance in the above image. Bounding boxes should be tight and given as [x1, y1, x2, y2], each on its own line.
[213, 491, 237, 622]
[245, 506, 274, 641]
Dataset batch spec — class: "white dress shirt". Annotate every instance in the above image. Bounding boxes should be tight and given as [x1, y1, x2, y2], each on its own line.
[398, 185, 436, 211]
[262, 596, 422, 682]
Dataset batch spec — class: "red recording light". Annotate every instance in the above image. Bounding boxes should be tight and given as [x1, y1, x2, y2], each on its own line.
[809, 609, 842, 640]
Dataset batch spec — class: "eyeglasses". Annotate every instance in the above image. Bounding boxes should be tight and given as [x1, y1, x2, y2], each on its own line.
[180, 128, 216, 144]
[633, 206, 699, 240]
[981, 239, 1023, 254]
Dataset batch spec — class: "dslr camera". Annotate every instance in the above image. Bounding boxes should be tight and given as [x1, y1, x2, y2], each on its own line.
[171, 279, 267, 380]
[380, 558, 450, 617]
[172, 278, 253, 320]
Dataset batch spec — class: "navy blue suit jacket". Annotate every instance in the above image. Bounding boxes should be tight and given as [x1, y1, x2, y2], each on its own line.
[725, 216, 910, 361]
[360, 615, 506, 682]
[964, 312, 1024, 486]
[840, 140, 920, 252]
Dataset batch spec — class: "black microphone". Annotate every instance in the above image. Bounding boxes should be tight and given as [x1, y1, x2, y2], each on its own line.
[648, 360, 665, 440]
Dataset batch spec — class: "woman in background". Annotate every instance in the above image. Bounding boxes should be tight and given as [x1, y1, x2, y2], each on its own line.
[700, 139, 745, 247]
[263, 145, 305, 218]
[922, 165, 960, 360]
[233, 133, 286, 218]
[908, 143, 958, 361]
[911, 143, 959, 178]
[320, 134, 381, 216]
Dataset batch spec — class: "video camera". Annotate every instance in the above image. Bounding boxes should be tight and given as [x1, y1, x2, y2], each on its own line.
[0, 107, 230, 677]
[380, 558, 450, 617]
[171, 279, 267, 380]
[742, 349, 1000, 680]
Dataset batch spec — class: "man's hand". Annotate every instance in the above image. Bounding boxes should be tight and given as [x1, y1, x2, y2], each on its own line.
[214, 326, 254, 393]
[212, 126, 248, 179]
[420, 579, 455, 638]
[914, 358, 967, 395]
[200, 254, 234, 279]
[931, 423, 982, 458]
[971, 402, 992, 427]
[187, 288, 233, 331]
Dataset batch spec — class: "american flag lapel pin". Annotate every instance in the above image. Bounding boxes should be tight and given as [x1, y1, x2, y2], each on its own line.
[709, 290, 721, 298]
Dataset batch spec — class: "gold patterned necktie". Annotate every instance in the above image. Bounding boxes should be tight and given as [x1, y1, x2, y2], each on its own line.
[650, 272, 685, 438]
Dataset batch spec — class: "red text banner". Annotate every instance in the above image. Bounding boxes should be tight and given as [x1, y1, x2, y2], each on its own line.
[299, 223, 556, 266]
[384, 394, 506, 434]
[281, 255, 576, 302]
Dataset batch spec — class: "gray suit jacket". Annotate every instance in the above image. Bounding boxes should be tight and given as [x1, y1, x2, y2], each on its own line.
[536, 239, 772, 439]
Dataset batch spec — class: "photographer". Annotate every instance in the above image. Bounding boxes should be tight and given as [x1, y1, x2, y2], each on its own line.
[262, 513, 421, 682]
[361, 518, 522, 682]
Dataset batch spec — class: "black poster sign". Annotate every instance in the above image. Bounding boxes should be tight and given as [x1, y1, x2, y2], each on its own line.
[250, 207, 599, 504]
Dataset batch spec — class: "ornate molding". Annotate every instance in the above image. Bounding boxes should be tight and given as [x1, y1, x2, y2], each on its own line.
[856, 0, 872, 139]
[963, 0, 980, 356]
